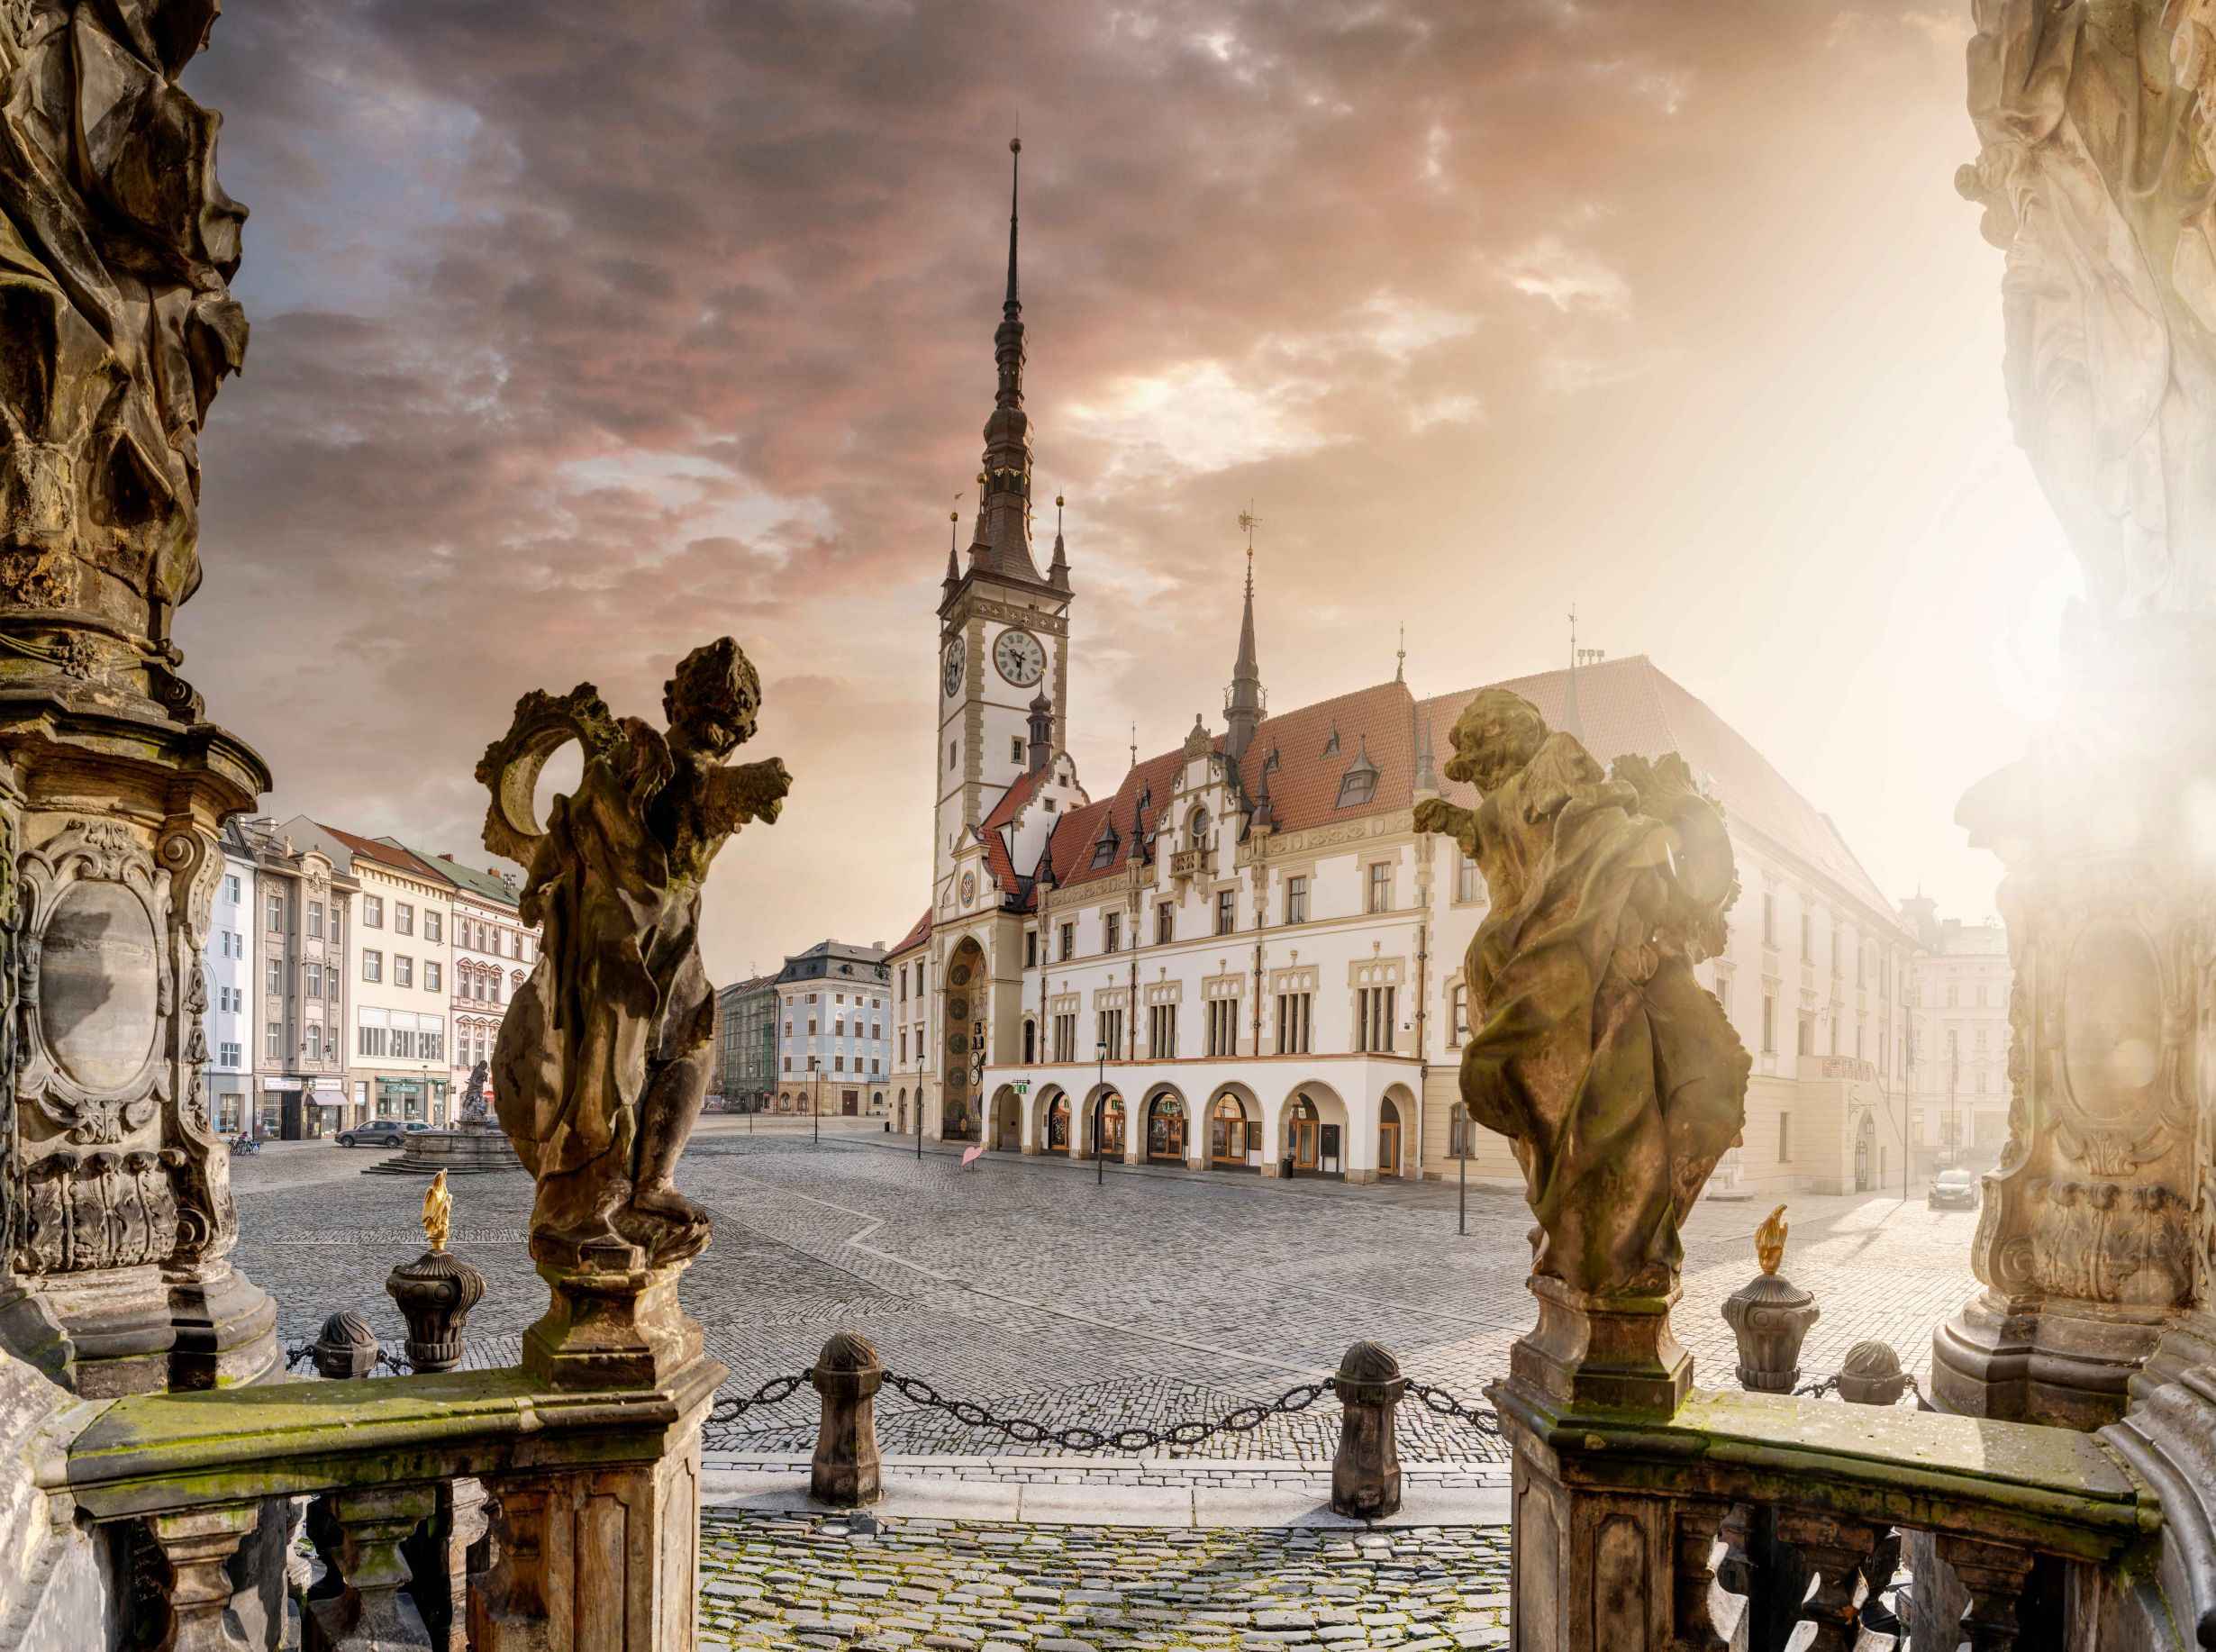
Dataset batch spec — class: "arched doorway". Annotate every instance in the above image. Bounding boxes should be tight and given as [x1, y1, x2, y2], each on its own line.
[1855, 1110, 1875, 1193]
[1146, 1090, 1188, 1163]
[1282, 1085, 1349, 1177]
[1379, 1096, 1403, 1178]
[942, 939, 986, 1141]
[1209, 1092, 1251, 1169]
[991, 1085, 1022, 1153]
[1084, 1087, 1126, 1159]
[1046, 1092, 1071, 1152]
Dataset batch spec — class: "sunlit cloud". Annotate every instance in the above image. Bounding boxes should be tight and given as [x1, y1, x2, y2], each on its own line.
[1062, 361, 1339, 478]
[1498, 236, 1631, 315]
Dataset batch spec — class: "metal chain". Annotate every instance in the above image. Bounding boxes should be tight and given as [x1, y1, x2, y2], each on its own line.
[705, 1374, 809, 1435]
[1794, 1374, 1842, 1399]
[1403, 1382, 1505, 1438]
[877, 1374, 1332, 1453]
[282, 1341, 415, 1378]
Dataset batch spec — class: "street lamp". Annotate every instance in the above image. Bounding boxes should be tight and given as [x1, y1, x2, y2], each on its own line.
[1094, 1039, 1108, 1187]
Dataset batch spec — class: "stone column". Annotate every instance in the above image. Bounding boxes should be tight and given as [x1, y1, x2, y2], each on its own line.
[0, 0, 275, 1401]
[306, 1484, 438, 1651]
[145, 1502, 263, 1652]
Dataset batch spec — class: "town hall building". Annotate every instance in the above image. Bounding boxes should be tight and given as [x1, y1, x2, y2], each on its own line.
[888, 146, 1920, 1201]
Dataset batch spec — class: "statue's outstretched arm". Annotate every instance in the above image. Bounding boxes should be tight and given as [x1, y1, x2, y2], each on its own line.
[1413, 797, 1476, 842]
[705, 758, 794, 837]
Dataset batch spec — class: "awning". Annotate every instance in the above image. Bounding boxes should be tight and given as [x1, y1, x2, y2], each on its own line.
[309, 1089, 348, 1109]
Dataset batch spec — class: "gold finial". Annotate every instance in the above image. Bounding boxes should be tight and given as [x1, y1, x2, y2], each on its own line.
[422, 1169, 452, 1253]
[1754, 1203, 1788, 1275]
[1238, 503, 1260, 549]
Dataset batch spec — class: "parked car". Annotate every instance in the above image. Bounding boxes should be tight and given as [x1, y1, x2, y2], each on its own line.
[1929, 1166, 1980, 1210]
[336, 1120, 431, 1148]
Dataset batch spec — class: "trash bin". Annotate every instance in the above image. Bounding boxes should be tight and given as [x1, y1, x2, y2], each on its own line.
[1282, 1155, 1296, 1181]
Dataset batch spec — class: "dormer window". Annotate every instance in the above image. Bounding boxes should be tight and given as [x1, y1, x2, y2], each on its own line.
[1089, 826, 1119, 869]
[1323, 727, 1340, 756]
[1336, 740, 1380, 809]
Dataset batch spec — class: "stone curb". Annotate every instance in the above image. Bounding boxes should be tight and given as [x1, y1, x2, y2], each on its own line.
[701, 1461, 1512, 1529]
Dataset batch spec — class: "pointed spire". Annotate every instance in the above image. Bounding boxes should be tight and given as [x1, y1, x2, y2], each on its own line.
[943, 510, 961, 590]
[1394, 622, 1405, 685]
[1561, 601, 1585, 741]
[1005, 135, 1022, 313]
[1226, 509, 1266, 766]
[1415, 705, 1440, 794]
[1048, 491, 1070, 591]
[967, 138, 1041, 584]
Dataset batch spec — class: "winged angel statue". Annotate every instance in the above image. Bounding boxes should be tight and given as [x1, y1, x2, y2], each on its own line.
[477, 640, 790, 1272]
[1415, 690, 1748, 1297]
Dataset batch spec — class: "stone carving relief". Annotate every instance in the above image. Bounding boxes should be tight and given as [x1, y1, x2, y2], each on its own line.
[16, 1148, 181, 1273]
[14, 816, 169, 1148]
[2026, 1178, 2192, 1307]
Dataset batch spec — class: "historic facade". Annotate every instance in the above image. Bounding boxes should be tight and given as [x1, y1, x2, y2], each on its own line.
[231, 816, 357, 1138]
[1899, 897, 2012, 1179]
[771, 940, 892, 1115]
[202, 823, 259, 1137]
[405, 849, 536, 1112]
[888, 171, 1918, 1196]
[716, 971, 779, 1110]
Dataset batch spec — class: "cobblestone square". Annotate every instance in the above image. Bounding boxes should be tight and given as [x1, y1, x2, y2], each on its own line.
[234, 1119, 1979, 1463]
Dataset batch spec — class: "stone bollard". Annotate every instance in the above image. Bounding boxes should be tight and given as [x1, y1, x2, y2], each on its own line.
[310, 1311, 381, 1381]
[1836, 1339, 1912, 1407]
[1330, 1340, 1407, 1520]
[809, 1331, 885, 1507]
[1720, 1205, 1819, 1393]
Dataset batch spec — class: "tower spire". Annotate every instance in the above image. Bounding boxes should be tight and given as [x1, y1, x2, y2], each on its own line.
[1226, 506, 1266, 766]
[1395, 622, 1405, 685]
[967, 137, 1040, 583]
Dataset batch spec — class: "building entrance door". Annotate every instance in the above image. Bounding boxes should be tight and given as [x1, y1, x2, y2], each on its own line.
[1209, 1095, 1249, 1167]
[842, 1090, 858, 1117]
[1855, 1111, 1875, 1192]
[1148, 1095, 1187, 1162]
[1379, 1099, 1403, 1178]
[1289, 1098, 1320, 1172]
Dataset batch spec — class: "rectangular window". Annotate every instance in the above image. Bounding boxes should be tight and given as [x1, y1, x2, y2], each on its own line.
[395, 903, 414, 936]
[1801, 912, 1812, 962]
[1011, 736, 1023, 764]
[362, 950, 382, 984]
[307, 902, 323, 939]
[358, 1022, 388, 1058]
[1285, 876, 1309, 924]
[1450, 983, 1469, 1046]
[1778, 1113, 1792, 1163]
[220, 1041, 241, 1067]
[266, 958, 281, 994]
[1762, 893, 1776, 947]
[363, 895, 383, 928]
[265, 1022, 281, 1058]
[395, 956, 413, 988]
[1103, 911, 1121, 954]
[1367, 863, 1392, 915]
[1157, 903, 1174, 944]
[1276, 993, 1312, 1056]
[1096, 1007, 1122, 1057]
[267, 893, 284, 931]
[1457, 855, 1478, 903]
[1215, 889, 1235, 936]
[1205, 998, 1237, 1057]
[224, 874, 241, 904]
[426, 961, 441, 992]
[1059, 922, 1074, 961]
[1054, 1012, 1076, 1062]
[304, 963, 322, 999]
[1148, 1003, 1178, 1058]
[425, 912, 441, 943]
[1024, 930, 1038, 968]
[1761, 994, 1776, 1054]
[304, 1024, 321, 1060]
[1355, 985, 1397, 1054]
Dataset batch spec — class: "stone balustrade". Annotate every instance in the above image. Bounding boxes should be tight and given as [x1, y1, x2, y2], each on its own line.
[48, 1357, 722, 1652]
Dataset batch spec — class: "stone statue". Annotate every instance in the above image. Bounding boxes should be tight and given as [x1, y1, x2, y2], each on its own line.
[0, 0, 249, 692]
[422, 1169, 450, 1254]
[1415, 688, 1748, 1299]
[1961, 0, 2216, 616]
[477, 640, 790, 1276]
[459, 1058, 490, 1124]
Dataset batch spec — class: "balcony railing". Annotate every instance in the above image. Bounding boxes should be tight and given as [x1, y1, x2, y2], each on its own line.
[1169, 846, 1211, 880]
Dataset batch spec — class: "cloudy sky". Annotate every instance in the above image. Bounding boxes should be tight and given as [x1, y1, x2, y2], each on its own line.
[177, 1, 2072, 981]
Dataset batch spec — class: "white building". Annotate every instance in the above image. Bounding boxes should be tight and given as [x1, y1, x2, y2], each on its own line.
[770, 940, 892, 1116]
[405, 850, 535, 1108]
[201, 820, 258, 1136]
[284, 821, 454, 1125]
[1899, 898, 2012, 1177]
[887, 193, 1917, 1198]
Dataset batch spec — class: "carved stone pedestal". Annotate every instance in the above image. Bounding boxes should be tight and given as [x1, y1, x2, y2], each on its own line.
[0, 708, 278, 1399]
[469, 1358, 719, 1652]
[520, 1242, 704, 1393]
[1510, 1277, 1691, 1415]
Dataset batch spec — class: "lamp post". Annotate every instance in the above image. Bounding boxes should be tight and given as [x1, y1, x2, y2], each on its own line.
[1094, 1040, 1108, 1187]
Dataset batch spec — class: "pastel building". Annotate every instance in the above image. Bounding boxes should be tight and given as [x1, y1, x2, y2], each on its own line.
[771, 941, 891, 1116]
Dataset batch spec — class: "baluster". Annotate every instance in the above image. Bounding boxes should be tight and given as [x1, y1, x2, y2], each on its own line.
[1773, 1509, 1880, 1652]
[1936, 1534, 2039, 1652]
[1670, 1499, 1730, 1652]
[304, 1484, 436, 1651]
[401, 1477, 488, 1652]
[143, 1502, 262, 1652]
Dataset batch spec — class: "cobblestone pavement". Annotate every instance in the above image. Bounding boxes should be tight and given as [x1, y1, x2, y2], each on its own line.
[232, 1121, 1976, 1463]
[696, 1511, 1511, 1651]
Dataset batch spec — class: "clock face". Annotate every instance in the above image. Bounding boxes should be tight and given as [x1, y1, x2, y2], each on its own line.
[994, 628, 1046, 686]
[943, 641, 965, 697]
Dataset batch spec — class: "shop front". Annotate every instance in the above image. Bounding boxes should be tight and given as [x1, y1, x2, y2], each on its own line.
[1209, 1092, 1258, 1170]
[371, 1075, 450, 1124]
[1146, 1092, 1188, 1163]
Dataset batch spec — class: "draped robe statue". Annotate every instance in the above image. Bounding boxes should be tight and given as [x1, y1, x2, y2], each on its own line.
[1416, 689, 1748, 1297]
[477, 640, 790, 1273]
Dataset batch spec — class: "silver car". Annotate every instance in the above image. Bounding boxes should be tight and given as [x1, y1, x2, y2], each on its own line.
[1929, 1167, 1979, 1210]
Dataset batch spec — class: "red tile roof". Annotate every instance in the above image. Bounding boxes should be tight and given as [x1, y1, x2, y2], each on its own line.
[887, 907, 932, 958]
[1418, 656, 1899, 924]
[317, 823, 450, 885]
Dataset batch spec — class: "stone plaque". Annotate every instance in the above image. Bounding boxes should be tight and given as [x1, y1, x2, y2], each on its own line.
[2063, 921, 2162, 1123]
[39, 880, 159, 1092]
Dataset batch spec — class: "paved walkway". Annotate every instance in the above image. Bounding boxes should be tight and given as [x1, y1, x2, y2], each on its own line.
[696, 1510, 1512, 1651]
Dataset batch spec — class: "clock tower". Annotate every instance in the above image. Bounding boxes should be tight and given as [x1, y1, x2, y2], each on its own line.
[933, 138, 1074, 907]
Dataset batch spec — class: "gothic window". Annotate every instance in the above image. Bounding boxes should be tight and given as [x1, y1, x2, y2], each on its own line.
[1188, 808, 1210, 850]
